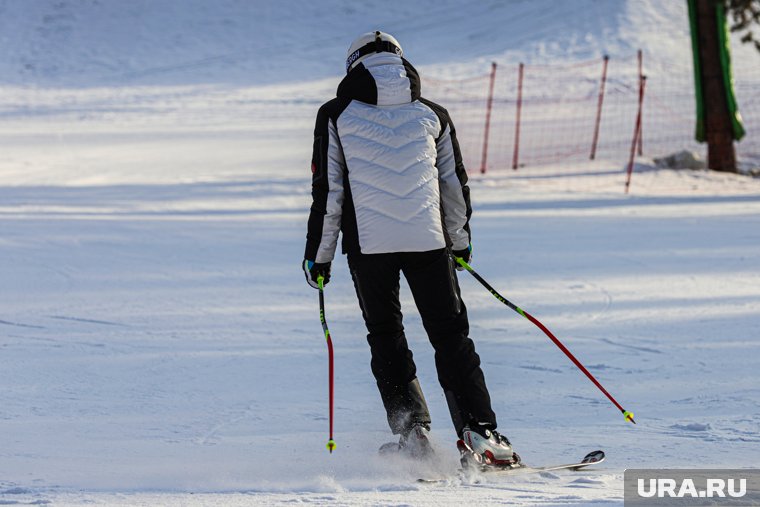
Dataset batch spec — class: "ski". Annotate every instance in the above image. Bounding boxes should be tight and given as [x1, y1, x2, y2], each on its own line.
[417, 450, 605, 484]
[476, 449, 606, 476]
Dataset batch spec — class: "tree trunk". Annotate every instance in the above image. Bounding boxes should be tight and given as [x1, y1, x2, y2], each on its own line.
[695, 0, 737, 172]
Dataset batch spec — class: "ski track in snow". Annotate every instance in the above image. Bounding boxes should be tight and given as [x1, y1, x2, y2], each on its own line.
[2, 125, 758, 506]
[1, 0, 760, 505]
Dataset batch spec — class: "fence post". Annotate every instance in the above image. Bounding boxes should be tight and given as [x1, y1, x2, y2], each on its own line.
[512, 62, 524, 170]
[590, 54, 610, 160]
[637, 49, 644, 156]
[480, 62, 498, 174]
[625, 76, 647, 193]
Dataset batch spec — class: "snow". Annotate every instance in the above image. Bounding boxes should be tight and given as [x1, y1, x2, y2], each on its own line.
[1, 0, 759, 505]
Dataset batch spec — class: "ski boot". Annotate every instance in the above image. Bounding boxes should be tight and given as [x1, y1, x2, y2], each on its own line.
[379, 422, 434, 459]
[457, 423, 521, 470]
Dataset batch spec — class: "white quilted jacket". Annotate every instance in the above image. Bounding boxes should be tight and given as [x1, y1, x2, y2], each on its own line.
[305, 53, 471, 263]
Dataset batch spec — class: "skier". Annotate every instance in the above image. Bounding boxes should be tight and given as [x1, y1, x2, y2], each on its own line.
[302, 31, 516, 465]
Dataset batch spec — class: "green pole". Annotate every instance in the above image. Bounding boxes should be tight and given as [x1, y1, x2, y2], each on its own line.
[715, 1, 746, 141]
[688, 0, 746, 143]
[687, 0, 706, 142]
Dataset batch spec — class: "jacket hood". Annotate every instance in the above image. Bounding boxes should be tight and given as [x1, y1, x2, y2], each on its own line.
[337, 53, 421, 106]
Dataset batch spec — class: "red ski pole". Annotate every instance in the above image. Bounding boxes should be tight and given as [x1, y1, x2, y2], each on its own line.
[317, 275, 336, 452]
[454, 257, 635, 425]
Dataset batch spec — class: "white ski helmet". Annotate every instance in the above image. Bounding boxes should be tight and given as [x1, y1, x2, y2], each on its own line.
[345, 31, 403, 72]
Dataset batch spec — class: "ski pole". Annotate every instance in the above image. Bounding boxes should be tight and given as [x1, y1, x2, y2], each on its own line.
[454, 257, 636, 425]
[317, 275, 337, 452]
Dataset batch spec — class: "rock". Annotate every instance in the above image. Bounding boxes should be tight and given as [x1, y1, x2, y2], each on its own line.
[653, 150, 707, 170]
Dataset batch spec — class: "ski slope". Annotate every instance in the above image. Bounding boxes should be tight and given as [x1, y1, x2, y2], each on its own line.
[1, 0, 759, 505]
[5, 0, 759, 88]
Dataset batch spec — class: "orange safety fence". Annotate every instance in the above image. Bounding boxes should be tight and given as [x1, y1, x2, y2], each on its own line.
[423, 50, 760, 178]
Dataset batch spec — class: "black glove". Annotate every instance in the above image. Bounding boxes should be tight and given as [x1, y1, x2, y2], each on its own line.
[452, 244, 472, 271]
[303, 260, 331, 289]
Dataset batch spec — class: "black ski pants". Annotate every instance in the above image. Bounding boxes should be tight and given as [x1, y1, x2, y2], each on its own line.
[348, 247, 496, 437]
